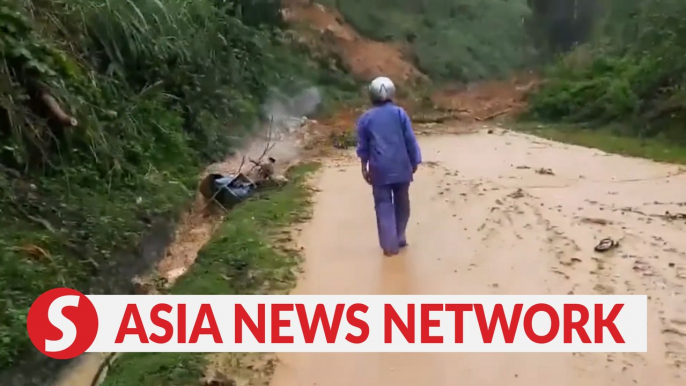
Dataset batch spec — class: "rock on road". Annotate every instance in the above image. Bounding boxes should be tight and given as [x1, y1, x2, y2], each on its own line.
[270, 128, 686, 386]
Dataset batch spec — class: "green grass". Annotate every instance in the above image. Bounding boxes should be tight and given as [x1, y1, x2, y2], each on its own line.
[0, 163, 198, 371]
[515, 121, 686, 164]
[0, 0, 355, 374]
[102, 353, 205, 386]
[102, 163, 319, 386]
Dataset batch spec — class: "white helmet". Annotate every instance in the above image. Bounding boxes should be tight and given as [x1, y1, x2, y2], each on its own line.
[368, 76, 395, 103]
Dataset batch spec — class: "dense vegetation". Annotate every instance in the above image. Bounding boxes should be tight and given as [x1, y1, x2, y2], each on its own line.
[0, 0, 354, 381]
[325, 0, 686, 142]
[3, 0, 685, 382]
[528, 0, 686, 141]
[103, 163, 318, 386]
[320, 0, 536, 81]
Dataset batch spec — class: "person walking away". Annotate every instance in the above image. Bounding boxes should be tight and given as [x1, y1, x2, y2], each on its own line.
[356, 77, 422, 256]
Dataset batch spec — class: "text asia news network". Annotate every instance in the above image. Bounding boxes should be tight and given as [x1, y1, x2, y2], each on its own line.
[26, 289, 647, 359]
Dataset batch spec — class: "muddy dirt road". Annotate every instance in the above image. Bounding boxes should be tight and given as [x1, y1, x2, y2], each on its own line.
[270, 128, 686, 386]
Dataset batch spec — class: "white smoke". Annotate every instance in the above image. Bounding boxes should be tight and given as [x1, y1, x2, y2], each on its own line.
[234, 87, 323, 172]
[263, 87, 322, 131]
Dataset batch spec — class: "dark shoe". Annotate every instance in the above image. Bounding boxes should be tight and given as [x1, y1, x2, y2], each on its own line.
[399, 241, 408, 249]
[383, 250, 399, 257]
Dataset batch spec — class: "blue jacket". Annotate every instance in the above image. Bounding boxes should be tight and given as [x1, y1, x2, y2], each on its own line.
[356, 102, 422, 186]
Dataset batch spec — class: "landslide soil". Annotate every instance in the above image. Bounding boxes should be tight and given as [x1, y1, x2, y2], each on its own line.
[282, 0, 426, 85]
[270, 128, 686, 386]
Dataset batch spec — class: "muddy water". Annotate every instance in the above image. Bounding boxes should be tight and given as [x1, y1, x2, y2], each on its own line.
[270, 129, 686, 386]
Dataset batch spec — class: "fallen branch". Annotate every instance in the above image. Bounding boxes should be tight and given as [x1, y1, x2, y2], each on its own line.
[12, 201, 58, 233]
[244, 117, 278, 177]
[475, 107, 513, 121]
[40, 92, 78, 127]
[580, 217, 612, 226]
[414, 114, 455, 124]
[236, 155, 247, 175]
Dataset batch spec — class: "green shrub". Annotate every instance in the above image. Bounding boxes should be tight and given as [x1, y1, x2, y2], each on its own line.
[0, 0, 354, 377]
[528, 0, 686, 141]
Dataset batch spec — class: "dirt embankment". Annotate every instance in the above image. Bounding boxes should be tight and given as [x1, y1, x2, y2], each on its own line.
[282, 0, 426, 85]
[281, 0, 544, 132]
[281, 1, 541, 124]
[428, 73, 540, 122]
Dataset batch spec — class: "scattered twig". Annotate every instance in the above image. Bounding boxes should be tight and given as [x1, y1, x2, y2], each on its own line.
[236, 155, 247, 175]
[40, 92, 78, 127]
[9, 196, 58, 234]
[245, 117, 278, 177]
[11, 244, 51, 261]
[658, 211, 686, 221]
[508, 189, 525, 199]
[581, 217, 612, 226]
[536, 167, 555, 176]
[26, 213, 58, 234]
[413, 113, 462, 124]
[476, 107, 513, 121]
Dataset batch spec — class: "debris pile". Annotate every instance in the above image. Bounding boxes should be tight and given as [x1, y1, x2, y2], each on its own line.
[199, 157, 288, 208]
[536, 167, 555, 176]
[430, 73, 540, 122]
[282, 0, 426, 84]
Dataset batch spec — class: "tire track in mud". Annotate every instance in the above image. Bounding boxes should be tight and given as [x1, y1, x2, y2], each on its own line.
[578, 197, 686, 373]
[403, 131, 686, 383]
[396, 149, 652, 381]
[268, 128, 686, 386]
[518, 195, 678, 378]
[533, 187, 686, 377]
[428, 160, 583, 296]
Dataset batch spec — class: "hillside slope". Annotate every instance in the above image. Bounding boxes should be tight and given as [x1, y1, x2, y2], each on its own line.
[317, 0, 534, 81]
[527, 0, 686, 143]
[282, 0, 426, 85]
[0, 1, 354, 384]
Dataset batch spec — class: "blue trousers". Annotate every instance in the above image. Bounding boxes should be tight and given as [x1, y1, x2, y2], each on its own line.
[372, 182, 411, 254]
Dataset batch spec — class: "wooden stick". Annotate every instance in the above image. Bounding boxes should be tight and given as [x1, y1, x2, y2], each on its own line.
[476, 107, 513, 121]
[40, 92, 78, 127]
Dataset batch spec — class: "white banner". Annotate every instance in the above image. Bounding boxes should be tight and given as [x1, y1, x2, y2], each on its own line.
[27, 291, 648, 358]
